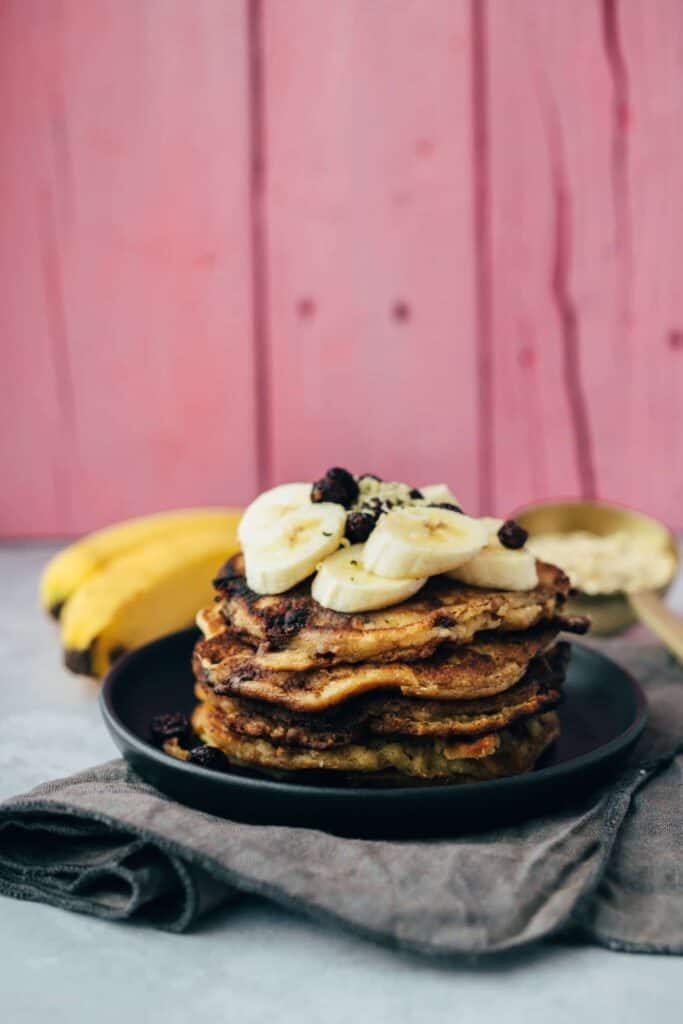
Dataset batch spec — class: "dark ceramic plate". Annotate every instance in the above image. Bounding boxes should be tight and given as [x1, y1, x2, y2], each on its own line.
[100, 629, 647, 838]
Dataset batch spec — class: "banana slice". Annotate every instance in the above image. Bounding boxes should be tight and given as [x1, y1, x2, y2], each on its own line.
[479, 516, 505, 535]
[312, 544, 426, 613]
[362, 506, 488, 579]
[448, 526, 538, 591]
[238, 483, 312, 547]
[244, 503, 345, 594]
[419, 483, 461, 506]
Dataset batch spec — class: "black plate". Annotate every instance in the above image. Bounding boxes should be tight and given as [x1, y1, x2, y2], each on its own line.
[100, 629, 647, 837]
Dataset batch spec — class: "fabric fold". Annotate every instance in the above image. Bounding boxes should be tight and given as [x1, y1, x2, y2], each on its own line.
[0, 644, 681, 956]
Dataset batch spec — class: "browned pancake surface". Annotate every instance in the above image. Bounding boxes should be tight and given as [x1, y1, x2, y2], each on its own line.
[194, 654, 564, 747]
[194, 623, 563, 711]
[183, 705, 559, 781]
[204, 554, 570, 672]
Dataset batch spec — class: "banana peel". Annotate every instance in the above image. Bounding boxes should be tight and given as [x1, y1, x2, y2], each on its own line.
[60, 527, 240, 678]
[40, 507, 242, 617]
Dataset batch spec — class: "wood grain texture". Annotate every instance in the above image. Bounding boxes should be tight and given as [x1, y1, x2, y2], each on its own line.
[2, 0, 683, 536]
[485, 0, 683, 527]
[0, 1, 73, 534]
[485, 0, 607, 515]
[0, 0, 258, 536]
[616, 0, 683, 522]
[262, 0, 480, 507]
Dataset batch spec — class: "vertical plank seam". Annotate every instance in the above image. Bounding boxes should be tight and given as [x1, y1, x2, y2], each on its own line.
[247, 0, 272, 492]
[544, 102, 598, 498]
[470, 0, 494, 514]
[50, 1, 75, 238]
[38, 185, 77, 529]
[601, 0, 632, 327]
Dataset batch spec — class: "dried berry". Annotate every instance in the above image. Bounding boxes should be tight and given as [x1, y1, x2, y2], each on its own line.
[429, 502, 463, 514]
[556, 614, 590, 635]
[345, 511, 376, 543]
[409, 488, 423, 499]
[188, 745, 230, 771]
[311, 467, 359, 507]
[264, 606, 310, 641]
[212, 559, 243, 589]
[497, 519, 528, 549]
[150, 712, 189, 745]
[282, 607, 310, 634]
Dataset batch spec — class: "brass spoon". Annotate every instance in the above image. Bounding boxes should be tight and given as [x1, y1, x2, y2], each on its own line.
[513, 500, 682, 658]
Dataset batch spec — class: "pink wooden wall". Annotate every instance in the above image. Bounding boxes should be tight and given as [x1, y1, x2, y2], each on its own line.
[2, 0, 683, 537]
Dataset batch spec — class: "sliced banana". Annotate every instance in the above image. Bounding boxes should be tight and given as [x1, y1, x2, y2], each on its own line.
[419, 483, 461, 506]
[448, 525, 538, 591]
[479, 516, 505, 536]
[362, 506, 488, 579]
[312, 544, 426, 613]
[238, 483, 312, 547]
[244, 503, 345, 594]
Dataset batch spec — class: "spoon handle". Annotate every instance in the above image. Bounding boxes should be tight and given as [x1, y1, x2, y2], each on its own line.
[628, 590, 683, 663]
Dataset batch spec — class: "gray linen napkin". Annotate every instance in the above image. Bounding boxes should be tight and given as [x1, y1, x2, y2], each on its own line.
[0, 642, 681, 956]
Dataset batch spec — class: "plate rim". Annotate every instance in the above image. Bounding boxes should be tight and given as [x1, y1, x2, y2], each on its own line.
[99, 628, 649, 803]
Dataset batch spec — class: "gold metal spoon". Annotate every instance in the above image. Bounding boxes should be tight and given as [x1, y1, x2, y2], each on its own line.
[513, 500, 682, 658]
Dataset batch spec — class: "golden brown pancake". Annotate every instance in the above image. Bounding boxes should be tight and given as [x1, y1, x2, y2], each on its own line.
[204, 554, 571, 671]
[193, 653, 564, 747]
[180, 704, 559, 781]
[193, 624, 562, 710]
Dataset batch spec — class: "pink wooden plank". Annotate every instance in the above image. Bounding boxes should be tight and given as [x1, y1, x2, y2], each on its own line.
[485, 0, 683, 528]
[0, 1, 69, 534]
[485, 0, 606, 516]
[0, 0, 257, 536]
[3, 0, 683, 537]
[262, 0, 480, 508]
[617, 0, 683, 528]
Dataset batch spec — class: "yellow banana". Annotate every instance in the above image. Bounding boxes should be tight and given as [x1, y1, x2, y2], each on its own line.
[40, 508, 241, 617]
[60, 526, 240, 678]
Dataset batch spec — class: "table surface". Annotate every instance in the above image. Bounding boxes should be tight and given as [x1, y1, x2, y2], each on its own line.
[1, 541, 681, 1024]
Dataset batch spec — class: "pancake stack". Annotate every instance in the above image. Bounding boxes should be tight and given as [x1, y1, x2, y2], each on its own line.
[166, 551, 586, 785]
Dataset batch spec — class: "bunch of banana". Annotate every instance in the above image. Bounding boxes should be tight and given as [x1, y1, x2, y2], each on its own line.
[41, 508, 241, 678]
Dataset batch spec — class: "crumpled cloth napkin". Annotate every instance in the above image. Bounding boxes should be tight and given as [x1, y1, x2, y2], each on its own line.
[0, 642, 681, 957]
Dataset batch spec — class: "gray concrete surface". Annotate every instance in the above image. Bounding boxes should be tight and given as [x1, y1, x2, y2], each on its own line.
[1, 541, 681, 1023]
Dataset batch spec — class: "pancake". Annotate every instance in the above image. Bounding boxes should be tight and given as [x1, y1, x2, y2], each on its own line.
[193, 645, 565, 747]
[193, 624, 563, 711]
[206, 553, 572, 671]
[181, 704, 560, 781]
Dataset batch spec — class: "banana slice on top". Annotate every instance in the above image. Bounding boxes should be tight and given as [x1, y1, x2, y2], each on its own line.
[238, 483, 312, 548]
[312, 544, 426, 613]
[362, 506, 488, 579]
[448, 519, 538, 591]
[478, 515, 505, 534]
[419, 483, 461, 506]
[244, 503, 345, 594]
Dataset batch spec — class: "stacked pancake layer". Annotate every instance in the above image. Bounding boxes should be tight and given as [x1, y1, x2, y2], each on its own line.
[172, 553, 581, 784]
